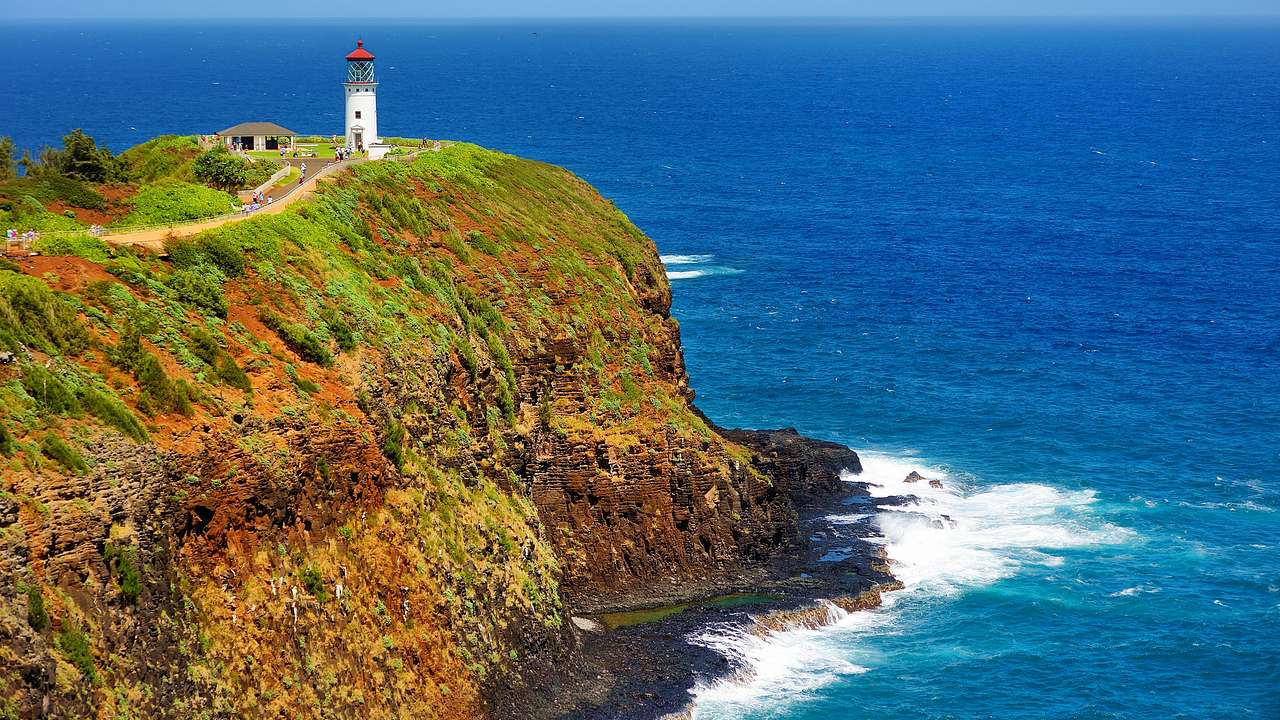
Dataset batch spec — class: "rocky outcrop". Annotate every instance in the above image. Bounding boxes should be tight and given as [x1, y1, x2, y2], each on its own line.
[718, 426, 862, 503]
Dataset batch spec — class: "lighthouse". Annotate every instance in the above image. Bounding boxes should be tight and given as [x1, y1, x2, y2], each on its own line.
[343, 39, 379, 151]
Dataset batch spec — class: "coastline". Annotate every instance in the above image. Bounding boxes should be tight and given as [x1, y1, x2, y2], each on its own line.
[523, 427, 907, 720]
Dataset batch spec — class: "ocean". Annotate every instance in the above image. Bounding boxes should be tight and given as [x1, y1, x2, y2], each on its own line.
[3, 18, 1278, 719]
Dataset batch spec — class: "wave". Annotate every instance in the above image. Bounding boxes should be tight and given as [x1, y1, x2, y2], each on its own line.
[660, 254, 715, 265]
[689, 451, 1133, 719]
[666, 267, 744, 281]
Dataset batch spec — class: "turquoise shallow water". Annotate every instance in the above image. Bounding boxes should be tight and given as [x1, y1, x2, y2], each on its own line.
[3, 18, 1278, 718]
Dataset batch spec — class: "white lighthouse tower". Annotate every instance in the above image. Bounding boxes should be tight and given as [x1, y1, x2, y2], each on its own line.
[343, 39, 379, 151]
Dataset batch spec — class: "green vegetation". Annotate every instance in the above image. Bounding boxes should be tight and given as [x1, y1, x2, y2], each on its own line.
[104, 542, 141, 603]
[0, 136, 15, 180]
[115, 179, 234, 226]
[260, 310, 333, 367]
[0, 174, 105, 210]
[33, 129, 122, 184]
[41, 433, 88, 474]
[299, 565, 328, 602]
[57, 627, 97, 682]
[26, 585, 48, 631]
[32, 233, 112, 262]
[0, 270, 90, 354]
[118, 134, 201, 183]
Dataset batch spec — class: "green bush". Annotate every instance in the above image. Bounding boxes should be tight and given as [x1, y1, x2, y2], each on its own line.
[191, 145, 248, 191]
[320, 308, 356, 352]
[466, 229, 502, 256]
[104, 542, 141, 603]
[134, 354, 193, 416]
[118, 135, 200, 183]
[79, 388, 148, 442]
[217, 356, 252, 392]
[0, 175, 106, 210]
[259, 310, 333, 367]
[115, 180, 233, 227]
[299, 565, 328, 602]
[31, 233, 111, 263]
[168, 268, 227, 318]
[382, 418, 406, 471]
[0, 270, 90, 355]
[166, 233, 245, 278]
[21, 363, 81, 415]
[26, 585, 48, 631]
[41, 433, 87, 474]
[56, 628, 96, 682]
[0, 421, 13, 456]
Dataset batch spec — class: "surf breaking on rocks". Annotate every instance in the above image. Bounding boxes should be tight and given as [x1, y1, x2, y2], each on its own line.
[686, 451, 1133, 719]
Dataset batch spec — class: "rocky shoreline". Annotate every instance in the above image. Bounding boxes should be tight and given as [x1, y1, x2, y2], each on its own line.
[522, 427, 907, 720]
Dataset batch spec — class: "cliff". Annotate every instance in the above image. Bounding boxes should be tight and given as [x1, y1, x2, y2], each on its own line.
[0, 143, 864, 719]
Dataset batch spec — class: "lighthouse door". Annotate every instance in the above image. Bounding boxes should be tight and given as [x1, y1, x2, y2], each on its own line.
[353, 131, 363, 148]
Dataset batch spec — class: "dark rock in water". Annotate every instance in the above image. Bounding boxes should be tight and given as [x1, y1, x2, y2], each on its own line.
[904, 471, 925, 483]
[929, 479, 944, 489]
[716, 425, 865, 504]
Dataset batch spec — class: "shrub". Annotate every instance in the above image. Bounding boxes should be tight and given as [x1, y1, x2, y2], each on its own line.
[320, 308, 356, 352]
[0, 271, 90, 355]
[21, 363, 81, 415]
[466, 229, 502, 256]
[0, 175, 106, 210]
[134, 354, 193, 416]
[165, 233, 245, 277]
[260, 310, 333, 367]
[79, 388, 148, 442]
[57, 628, 97, 682]
[0, 421, 13, 456]
[31, 233, 111, 263]
[41, 433, 87, 474]
[217, 356, 252, 392]
[192, 146, 249, 191]
[118, 135, 201, 183]
[169, 268, 228, 318]
[299, 565, 328, 601]
[104, 542, 141, 603]
[382, 418, 406, 471]
[26, 585, 48, 630]
[116, 180, 233, 227]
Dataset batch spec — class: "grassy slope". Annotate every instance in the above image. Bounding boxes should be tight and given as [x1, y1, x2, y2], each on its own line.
[0, 142, 733, 718]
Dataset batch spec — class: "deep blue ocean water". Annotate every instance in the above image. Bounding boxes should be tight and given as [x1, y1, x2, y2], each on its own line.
[3, 18, 1278, 719]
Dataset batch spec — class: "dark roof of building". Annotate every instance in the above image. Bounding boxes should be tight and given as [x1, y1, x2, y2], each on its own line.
[216, 121, 298, 137]
[346, 39, 374, 61]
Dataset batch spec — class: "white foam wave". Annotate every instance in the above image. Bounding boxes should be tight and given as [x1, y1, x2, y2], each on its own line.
[689, 450, 1133, 718]
[665, 266, 744, 281]
[660, 253, 714, 265]
[690, 602, 884, 718]
[1110, 585, 1161, 597]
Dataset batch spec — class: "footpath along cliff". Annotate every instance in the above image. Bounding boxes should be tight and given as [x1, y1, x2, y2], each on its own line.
[0, 143, 892, 719]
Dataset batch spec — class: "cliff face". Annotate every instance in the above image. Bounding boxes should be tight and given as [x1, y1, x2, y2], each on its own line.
[0, 144, 855, 719]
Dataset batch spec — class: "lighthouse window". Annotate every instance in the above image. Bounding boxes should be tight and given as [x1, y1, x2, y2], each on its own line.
[355, 111, 362, 119]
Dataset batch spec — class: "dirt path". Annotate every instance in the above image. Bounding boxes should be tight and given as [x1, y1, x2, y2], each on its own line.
[100, 158, 362, 252]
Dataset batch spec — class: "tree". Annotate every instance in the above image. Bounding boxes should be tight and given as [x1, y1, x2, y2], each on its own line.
[54, 129, 120, 182]
[0, 136, 15, 180]
[192, 146, 249, 191]
[39, 129, 119, 183]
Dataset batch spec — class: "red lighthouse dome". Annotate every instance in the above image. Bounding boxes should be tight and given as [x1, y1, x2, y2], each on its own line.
[346, 39, 375, 61]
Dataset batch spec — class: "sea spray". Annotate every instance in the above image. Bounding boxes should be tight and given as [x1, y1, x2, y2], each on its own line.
[689, 451, 1133, 719]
